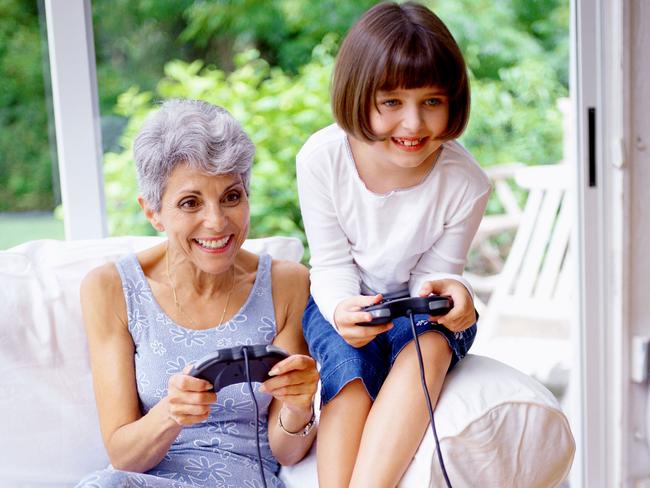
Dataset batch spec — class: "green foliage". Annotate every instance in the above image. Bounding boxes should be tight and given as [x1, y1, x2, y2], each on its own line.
[0, 0, 55, 211]
[463, 57, 566, 166]
[104, 40, 336, 240]
[181, 0, 377, 72]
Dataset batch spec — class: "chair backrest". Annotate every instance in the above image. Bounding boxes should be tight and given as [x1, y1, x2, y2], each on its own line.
[479, 164, 573, 338]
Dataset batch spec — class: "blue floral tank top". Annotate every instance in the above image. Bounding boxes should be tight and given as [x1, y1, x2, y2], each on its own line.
[76, 252, 284, 488]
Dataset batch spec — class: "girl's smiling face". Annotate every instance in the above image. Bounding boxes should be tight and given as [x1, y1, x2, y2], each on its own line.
[367, 85, 449, 171]
[144, 163, 250, 275]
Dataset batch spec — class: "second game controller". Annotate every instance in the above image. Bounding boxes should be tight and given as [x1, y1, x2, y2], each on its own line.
[357, 295, 453, 326]
[188, 344, 289, 391]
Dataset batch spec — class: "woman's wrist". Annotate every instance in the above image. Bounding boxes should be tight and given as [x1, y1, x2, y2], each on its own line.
[154, 397, 186, 432]
[277, 404, 316, 436]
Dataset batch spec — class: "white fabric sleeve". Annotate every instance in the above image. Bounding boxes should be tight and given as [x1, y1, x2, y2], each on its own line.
[296, 152, 361, 328]
[408, 187, 491, 299]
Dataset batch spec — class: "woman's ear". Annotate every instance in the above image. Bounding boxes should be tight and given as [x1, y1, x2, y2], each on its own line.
[138, 196, 165, 232]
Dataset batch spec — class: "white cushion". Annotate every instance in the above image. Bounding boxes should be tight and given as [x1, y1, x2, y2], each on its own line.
[280, 355, 575, 488]
[0, 237, 575, 487]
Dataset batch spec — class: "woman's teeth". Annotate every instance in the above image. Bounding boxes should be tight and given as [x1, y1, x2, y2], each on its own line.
[195, 237, 230, 249]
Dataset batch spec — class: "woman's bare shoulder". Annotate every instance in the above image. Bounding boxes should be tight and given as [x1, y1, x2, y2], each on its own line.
[80, 260, 129, 334]
[81, 261, 122, 294]
[271, 258, 310, 286]
[271, 259, 310, 310]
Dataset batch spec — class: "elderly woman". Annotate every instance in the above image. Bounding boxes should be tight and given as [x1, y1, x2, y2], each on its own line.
[76, 99, 318, 487]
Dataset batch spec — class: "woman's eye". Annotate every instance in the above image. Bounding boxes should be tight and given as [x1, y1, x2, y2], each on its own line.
[223, 191, 241, 205]
[179, 198, 199, 209]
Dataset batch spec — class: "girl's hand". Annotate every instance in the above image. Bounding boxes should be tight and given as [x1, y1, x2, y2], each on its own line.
[418, 279, 476, 332]
[333, 294, 393, 348]
[164, 364, 217, 426]
[259, 355, 319, 422]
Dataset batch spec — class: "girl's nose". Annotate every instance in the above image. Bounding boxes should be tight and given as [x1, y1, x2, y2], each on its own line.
[401, 105, 424, 132]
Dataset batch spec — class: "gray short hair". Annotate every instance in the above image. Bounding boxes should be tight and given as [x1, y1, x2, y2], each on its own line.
[133, 99, 255, 211]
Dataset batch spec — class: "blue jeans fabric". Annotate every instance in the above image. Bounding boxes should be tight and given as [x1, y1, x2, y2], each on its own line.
[302, 296, 477, 405]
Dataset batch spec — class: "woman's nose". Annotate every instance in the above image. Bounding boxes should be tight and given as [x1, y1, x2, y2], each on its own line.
[203, 205, 228, 231]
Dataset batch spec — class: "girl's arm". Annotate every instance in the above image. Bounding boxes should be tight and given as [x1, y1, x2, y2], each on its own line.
[296, 146, 361, 326]
[264, 260, 319, 465]
[410, 187, 491, 331]
[81, 264, 215, 472]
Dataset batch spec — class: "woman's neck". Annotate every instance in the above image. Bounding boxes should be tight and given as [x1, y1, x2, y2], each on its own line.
[167, 250, 236, 299]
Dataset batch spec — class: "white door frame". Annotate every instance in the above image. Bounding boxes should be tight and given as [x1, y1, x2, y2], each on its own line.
[572, 0, 628, 486]
[44, 0, 107, 239]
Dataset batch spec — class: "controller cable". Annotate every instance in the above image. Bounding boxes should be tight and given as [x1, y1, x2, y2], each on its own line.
[407, 310, 453, 488]
[242, 346, 268, 488]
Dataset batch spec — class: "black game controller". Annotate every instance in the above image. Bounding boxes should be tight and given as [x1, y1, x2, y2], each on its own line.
[188, 344, 289, 391]
[357, 295, 453, 326]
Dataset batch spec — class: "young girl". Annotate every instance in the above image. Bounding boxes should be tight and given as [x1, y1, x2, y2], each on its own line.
[296, 2, 491, 487]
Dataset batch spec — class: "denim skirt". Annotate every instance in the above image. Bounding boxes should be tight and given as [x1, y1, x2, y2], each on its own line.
[302, 296, 477, 405]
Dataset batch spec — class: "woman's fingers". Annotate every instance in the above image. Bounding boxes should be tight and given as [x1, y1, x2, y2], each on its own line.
[259, 354, 318, 396]
[165, 367, 217, 426]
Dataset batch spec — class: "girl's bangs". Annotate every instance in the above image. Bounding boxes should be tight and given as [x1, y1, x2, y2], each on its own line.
[376, 35, 460, 96]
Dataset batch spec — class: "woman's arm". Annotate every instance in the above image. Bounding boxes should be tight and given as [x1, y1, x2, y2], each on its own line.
[264, 260, 319, 465]
[81, 264, 214, 472]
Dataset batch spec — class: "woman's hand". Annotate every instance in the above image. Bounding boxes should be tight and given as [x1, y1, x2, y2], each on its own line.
[164, 364, 217, 426]
[418, 279, 476, 332]
[333, 294, 393, 348]
[259, 354, 318, 427]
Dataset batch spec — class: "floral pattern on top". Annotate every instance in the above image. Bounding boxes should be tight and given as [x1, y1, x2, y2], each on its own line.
[75, 253, 284, 488]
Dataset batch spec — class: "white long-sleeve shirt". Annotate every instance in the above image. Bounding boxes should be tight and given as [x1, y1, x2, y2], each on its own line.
[296, 124, 492, 327]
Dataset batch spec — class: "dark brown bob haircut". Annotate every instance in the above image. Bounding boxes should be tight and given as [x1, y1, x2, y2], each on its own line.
[332, 1, 470, 142]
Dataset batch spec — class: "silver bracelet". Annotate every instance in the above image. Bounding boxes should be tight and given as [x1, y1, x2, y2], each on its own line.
[277, 407, 316, 437]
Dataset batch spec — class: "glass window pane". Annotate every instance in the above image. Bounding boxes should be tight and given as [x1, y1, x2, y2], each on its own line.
[0, 0, 63, 249]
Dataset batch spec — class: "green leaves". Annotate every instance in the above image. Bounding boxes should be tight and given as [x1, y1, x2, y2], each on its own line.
[104, 46, 335, 241]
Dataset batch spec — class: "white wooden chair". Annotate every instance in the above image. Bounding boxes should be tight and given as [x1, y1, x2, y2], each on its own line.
[467, 163, 574, 394]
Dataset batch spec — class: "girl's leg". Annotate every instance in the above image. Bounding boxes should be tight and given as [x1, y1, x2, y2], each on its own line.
[316, 379, 372, 488]
[301, 297, 386, 487]
[349, 331, 452, 488]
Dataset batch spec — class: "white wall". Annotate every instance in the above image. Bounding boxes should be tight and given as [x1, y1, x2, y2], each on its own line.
[628, 0, 650, 482]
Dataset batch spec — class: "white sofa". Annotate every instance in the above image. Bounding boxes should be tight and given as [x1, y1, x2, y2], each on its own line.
[0, 236, 575, 487]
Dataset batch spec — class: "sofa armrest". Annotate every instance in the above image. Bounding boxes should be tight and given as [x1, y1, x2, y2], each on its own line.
[281, 354, 575, 488]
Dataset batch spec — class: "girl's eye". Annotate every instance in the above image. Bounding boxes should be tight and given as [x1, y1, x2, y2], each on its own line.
[179, 198, 199, 209]
[425, 98, 444, 106]
[380, 99, 400, 107]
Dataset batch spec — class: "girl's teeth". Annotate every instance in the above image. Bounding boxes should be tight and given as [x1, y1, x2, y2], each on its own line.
[196, 237, 229, 249]
[395, 138, 422, 146]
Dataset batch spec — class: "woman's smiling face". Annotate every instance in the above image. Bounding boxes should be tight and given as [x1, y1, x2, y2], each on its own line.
[149, 163, 250, 274]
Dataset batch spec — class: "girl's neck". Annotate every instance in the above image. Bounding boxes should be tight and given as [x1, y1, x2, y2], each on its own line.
[347, 135, 442, 194]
